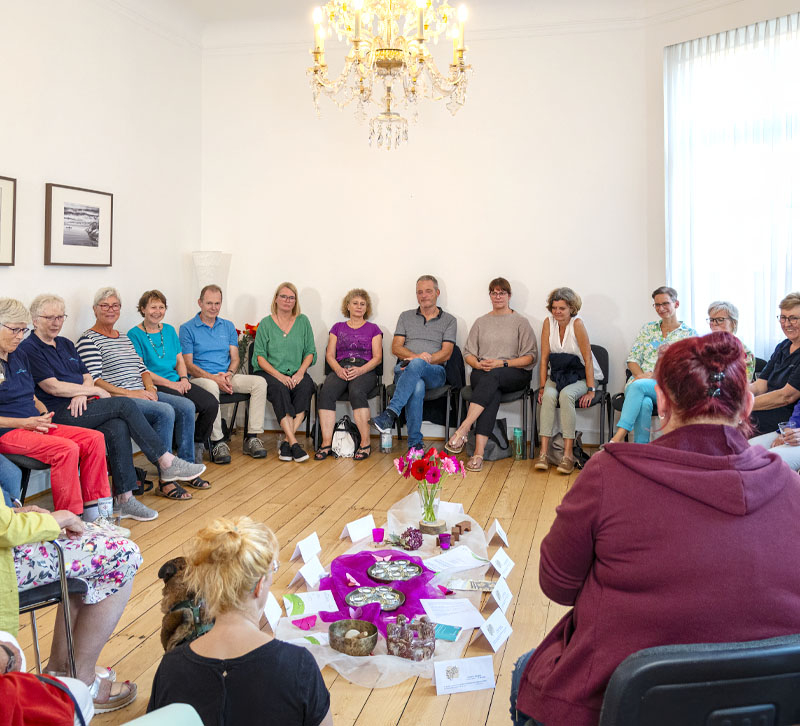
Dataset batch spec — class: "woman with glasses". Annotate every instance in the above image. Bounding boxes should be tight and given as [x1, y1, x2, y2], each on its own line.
[748, 292, 800, 435]
[533, 287, 603, 474]
[0, 298, 115, 521]
[148, 516, 332, 726]
[706, 301, 755, 381]
[608, 286, 697, 444]
[445, 278, 537, 472]
[251, 283, 316, 463]
[76, 287, 206, 502]
[21, 293, 204, 522]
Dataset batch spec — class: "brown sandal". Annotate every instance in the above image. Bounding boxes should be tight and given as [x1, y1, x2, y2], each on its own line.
[445, 432, 468, 454]
[465, 455, 483, 472]
[92, 676, 138, 714]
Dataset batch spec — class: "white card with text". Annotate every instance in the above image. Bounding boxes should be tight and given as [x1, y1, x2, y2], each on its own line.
[291, 531, 322, 563]
[288, 555, 327, 589]
[486, 518, 509, 547]
[489, 547, 515, 579]
[263, 591, 283, 631]
[438, 501, 465, 518]
[491, 576, 513, 614]
[433, 655, 496, 695]
[339, 513, 376, 542]
[420, 598, 485, 630]
[282, 589, 338, 617]
[479, 608, 513, 652]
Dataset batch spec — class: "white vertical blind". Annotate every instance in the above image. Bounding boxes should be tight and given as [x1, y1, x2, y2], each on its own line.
[664, 13, 800, 357]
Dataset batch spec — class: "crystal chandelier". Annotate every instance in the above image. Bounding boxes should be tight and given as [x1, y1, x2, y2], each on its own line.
[308, 0, 471, 150]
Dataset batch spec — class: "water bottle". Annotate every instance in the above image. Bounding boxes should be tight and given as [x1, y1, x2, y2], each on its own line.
[513, 427, 523, 460]
[380, 430, 393, 454]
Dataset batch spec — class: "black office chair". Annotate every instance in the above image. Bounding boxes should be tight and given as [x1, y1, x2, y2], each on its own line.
[531, 344, 612, 458]
[599, 634, 800, 726]
[755, 356, 767, 381]
[18, 540, 87, 678]
[3, 453, 51, 505]
[314, 358, 385, 449]
[458, 384, 532, 460]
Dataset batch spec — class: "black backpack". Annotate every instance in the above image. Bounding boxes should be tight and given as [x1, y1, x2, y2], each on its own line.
[331, 415, 360, 458]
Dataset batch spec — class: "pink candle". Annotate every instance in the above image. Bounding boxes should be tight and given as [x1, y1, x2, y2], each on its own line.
[439, 533, 451, 550]
[372, 528, 384, 544]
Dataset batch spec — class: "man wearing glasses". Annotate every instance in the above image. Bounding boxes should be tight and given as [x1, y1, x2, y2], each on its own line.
[180, 285, 267, 462]
[369, 275, 456, 452]
[749, 292, 800, 435]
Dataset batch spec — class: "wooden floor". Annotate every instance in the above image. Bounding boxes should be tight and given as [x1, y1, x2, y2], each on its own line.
[16, 433, 576, 725]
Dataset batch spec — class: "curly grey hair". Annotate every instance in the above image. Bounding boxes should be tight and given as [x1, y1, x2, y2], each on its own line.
[707, 300, 740, 333]
[30, 294, 66, 320]
[0, 298, 31, 327]
[93, 286, 121, 307]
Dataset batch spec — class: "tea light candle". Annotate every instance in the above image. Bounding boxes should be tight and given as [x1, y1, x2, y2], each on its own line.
[439, 532, 451, 550]
[372, 527, 385, 544]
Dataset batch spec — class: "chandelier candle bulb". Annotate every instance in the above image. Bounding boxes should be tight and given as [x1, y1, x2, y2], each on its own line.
[457, 5, 466, 51]
[313, 7, 324, 53]
[417, 0, 425, 41]
[353, 0, 362, 41]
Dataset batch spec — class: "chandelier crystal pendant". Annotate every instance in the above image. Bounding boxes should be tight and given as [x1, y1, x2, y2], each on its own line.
[308, 0, 471, 150]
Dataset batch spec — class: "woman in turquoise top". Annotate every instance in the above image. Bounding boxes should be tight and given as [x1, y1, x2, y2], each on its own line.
[609, 286, 698, 444]
[129, 290, 218, 479]
[251, 282, 317, 463]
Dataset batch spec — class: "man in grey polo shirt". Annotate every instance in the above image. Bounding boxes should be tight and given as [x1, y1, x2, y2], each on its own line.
[370, 275, 456, 451]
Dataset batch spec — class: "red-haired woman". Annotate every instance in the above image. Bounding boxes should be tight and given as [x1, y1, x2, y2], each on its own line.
[510, 332, 800, 726]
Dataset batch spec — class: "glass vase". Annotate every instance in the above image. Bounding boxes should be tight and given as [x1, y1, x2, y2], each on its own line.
[417, 482, 442, 523]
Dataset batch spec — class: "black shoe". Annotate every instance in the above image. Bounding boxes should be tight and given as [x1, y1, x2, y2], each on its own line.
[278, 441, 292, 461]
[291, 443, 309, 462]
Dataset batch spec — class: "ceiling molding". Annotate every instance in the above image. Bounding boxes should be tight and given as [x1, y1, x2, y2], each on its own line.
[98, 0, 203, 49]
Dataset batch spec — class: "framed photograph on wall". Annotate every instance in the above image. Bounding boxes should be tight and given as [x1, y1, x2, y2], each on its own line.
[0, 176, 17, 266]
[45, 183, 113, 266]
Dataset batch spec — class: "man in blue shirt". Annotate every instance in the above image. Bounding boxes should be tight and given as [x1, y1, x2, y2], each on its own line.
[180, 285, 267, 462]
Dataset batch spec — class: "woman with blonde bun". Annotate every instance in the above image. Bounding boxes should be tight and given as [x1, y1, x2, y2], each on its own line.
[148, 517, 332, 726]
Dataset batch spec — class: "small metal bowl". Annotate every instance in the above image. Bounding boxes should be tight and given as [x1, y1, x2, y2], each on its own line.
[329, 619, 379, 657]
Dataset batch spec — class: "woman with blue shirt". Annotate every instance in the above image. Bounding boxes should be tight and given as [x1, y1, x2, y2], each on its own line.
[128, 290, 218, 467]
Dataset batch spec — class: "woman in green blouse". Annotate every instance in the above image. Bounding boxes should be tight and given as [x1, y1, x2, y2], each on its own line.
[252, 282, 316, 463]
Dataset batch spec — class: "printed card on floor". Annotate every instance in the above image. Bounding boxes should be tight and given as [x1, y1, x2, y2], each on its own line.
[491, 576, 513, 614]
[433, 655, 496, 695]
[290, 531, 322, 563]
[438, 501, 465, 518]
[420, 598, 486, 629]
[489, 547, 515, 579]
[479, 608, 512, 651]
[263, 591, 282, 631]
[289, 632, 330, 647]
[340, 513, 376, 542]
[282, 589, 338, 617]
[486, 518, 509, 546]
[425, 546, 489, 573]
[288, 555, 327, 588]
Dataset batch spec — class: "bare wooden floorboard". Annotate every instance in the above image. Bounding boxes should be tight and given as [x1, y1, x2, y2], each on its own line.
[16, 434, 573, 726]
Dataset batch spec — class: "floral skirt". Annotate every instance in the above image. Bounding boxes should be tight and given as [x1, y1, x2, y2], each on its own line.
[14, 524, 142, 605]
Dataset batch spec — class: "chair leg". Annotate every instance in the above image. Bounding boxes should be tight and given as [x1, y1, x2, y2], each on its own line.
[530, 394, 538, 459]
[54, 541, 78, 678]
[19, 468, 31, 505]
[30, 611, 42, 674]
[444, 392, 452, 445]
[522, 392, 528, 460]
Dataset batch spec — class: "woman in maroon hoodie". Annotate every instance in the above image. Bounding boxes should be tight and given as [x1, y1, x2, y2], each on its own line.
[511, 332, 800, 726]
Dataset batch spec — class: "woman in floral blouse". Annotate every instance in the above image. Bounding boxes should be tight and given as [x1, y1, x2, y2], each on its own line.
[609, 286, 697, 443]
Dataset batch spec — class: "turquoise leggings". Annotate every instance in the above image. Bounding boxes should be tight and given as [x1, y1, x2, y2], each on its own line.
[617, 378, 657, 443]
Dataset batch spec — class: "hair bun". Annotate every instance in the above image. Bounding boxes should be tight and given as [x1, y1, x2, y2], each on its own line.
[698, 331, 744, 371]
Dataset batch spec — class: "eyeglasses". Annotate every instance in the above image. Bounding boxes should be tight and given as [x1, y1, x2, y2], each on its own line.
[271, 559, 280, 573]
[37, 314, 67, 323]
[653, 302, 674, 310]
[97, 303, 121, 312]
[1, 325, 30, 338]
[490, 291, 509, 297]
[707, 317, 730, 324]
[277, 295, 296, 302]
[778, 315, 800, 325]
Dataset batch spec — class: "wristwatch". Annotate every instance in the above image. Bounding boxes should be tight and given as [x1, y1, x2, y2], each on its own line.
[587, 386, 596, 392]
[503, 361, 508, 368]
[1, 643, 16, 673]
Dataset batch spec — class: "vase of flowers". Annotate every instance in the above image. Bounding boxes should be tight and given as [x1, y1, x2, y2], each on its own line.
[394, 448, 465, 531]
[236, 323, 259, 373]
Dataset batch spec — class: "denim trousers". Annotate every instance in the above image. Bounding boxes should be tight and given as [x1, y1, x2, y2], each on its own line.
[53, 396, 166, 496]
[0, 453, 22, 506]
[509, 648, 544, 726]
[131, 395, 195, 462]
[388, 359, 446, 447]
[617, 377, 657, 443]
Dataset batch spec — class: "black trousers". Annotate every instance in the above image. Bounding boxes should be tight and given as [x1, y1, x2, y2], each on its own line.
[318, 369, 377, 411]
[469, 368, 531, 436]
[155, 383, 219, 442]
[254, 370, 315, 423]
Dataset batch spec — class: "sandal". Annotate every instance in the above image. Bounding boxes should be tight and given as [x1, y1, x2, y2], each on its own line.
[314, 445, 333, 460]
[354, 445, 371, 461]
[445, 432, 468, 454]
[92, 676, 138, 714]
[465, 455, 484, 472]
[185, 476, 211, 490]
[156, 481, 192, 500]
[47, 665, 116, 682]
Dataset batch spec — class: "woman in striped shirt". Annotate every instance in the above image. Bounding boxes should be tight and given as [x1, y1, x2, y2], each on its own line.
[77, 287, 207, 500]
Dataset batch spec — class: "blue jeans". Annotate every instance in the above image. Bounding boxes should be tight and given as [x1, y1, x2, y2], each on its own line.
[131, 397, 179, 460]
[156, 391, 196, 461]
[510, 649, 544, 726]
[617, 378, 657, 443]
[0, 454, 22, 506]
[388, 359, 446, 448]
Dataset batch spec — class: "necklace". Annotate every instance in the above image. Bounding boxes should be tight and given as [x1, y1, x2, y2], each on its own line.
[274, 315, 293, 338]
[143, 325, 166, 359]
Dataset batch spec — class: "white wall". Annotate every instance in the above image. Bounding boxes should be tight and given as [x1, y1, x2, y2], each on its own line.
[0, 0, 203, 339]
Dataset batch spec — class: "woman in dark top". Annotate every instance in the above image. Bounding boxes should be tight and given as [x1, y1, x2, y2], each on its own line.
[148, 516, 332, 726]
[749, 291, 800, 434]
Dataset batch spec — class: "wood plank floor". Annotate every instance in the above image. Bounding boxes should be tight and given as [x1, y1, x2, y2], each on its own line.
[16, 433, 576, 725]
